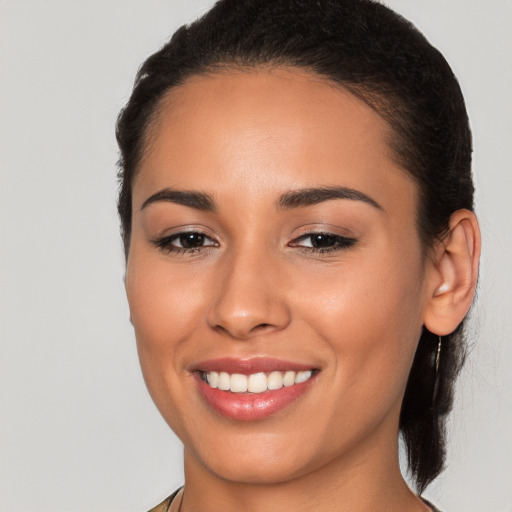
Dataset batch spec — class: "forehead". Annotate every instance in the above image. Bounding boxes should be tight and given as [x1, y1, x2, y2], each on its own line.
[135, 67, 417, 213]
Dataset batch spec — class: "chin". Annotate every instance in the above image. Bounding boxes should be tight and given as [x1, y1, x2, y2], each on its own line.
[183, 427, 318, 485]
[204, 456, 308, 485]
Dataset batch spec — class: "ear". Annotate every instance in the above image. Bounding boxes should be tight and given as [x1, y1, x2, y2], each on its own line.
[423, 209, 481, 336]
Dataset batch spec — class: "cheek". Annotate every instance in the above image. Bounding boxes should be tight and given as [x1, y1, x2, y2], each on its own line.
[125, 252, 212, 441]
[124, 248, 206, 400]
[126, 249, 206, 344]
[296, 249, 426, 401]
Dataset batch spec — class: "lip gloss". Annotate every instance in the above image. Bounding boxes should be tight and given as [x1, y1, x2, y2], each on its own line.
[196, 375, 316, 420]
[191, 358, 319, 421]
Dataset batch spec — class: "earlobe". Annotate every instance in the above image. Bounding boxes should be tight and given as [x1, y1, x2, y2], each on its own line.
[423, 209, 481, 336]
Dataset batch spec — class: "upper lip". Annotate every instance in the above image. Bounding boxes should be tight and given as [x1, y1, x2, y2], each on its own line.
[190, 357, 317, 375]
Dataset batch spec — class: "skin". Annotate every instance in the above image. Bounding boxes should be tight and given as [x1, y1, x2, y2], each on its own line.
[126, 68, 478, 512]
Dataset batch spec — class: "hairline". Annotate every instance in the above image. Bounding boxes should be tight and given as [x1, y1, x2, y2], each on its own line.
[128, 62, 431, 257]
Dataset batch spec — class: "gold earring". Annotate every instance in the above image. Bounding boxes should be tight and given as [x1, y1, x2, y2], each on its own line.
[433, 336, 442, 405]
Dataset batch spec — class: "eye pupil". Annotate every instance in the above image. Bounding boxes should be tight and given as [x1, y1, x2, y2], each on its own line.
[180, 233, 205, 248]
[311, 234, 336, 247]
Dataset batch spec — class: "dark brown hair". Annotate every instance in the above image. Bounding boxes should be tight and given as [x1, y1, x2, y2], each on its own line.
[116, 0, 473, 493]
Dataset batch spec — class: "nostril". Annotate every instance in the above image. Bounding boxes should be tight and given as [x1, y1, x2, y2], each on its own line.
[207, 289, 292, 339]
[251, 323, 278, 334]
[213, 322, 279, 340]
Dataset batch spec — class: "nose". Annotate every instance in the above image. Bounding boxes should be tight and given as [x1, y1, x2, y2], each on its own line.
[207, 246, 291, 340]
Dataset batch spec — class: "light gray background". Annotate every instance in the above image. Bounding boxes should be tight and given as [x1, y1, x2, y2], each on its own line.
[0, 1, 511, 511]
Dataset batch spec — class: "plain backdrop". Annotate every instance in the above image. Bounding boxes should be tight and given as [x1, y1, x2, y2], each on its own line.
[0, 1, 511, 511]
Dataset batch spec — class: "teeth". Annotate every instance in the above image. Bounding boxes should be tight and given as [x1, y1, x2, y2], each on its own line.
[248, 372, 268, 393]
[267, 371, 283, 390]
[203, 369, 315, 393]
[283, 371, 295, 387]
[230, 373, 248, 393]
[218, 372, 230, 391]
[207, 371, 219, 388]
[295, 370, 312, 384]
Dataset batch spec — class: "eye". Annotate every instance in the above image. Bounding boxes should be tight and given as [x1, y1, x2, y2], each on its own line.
[151, 231, 218, 254]
[290, 232, 357, 253]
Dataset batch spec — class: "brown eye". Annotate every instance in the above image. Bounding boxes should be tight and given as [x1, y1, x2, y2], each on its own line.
[178, 233, 206, 248]
[151, 231, 218, 254]
[291, 232, 357, 253]
[309, 234, 338, 248]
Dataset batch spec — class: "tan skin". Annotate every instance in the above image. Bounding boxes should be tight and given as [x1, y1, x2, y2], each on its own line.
[126, 68, 480, 512]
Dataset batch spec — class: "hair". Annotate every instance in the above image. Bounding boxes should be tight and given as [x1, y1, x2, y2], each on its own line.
[116, 0, 473, 494]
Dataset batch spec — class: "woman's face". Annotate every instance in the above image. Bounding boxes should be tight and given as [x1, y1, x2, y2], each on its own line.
[126, 68, 433, 483]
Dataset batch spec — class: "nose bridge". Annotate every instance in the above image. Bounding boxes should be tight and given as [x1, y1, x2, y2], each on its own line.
[207, 238, 290, 339]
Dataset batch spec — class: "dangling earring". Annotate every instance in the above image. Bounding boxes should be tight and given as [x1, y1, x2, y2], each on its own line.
[432, 335, 442, 405]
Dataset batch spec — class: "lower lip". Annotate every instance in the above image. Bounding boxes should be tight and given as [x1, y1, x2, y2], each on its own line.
[195, 373, 317, 421]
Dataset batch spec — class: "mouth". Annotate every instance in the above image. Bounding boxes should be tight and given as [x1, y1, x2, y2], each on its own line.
[199, 369, 316, 393]
[192, 358, 320, 421]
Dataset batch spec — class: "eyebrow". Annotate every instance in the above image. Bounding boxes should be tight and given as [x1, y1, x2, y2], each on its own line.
[141, 185, 382, 213]
[141, 188, 216, 212]
[277, 186, 382, 210]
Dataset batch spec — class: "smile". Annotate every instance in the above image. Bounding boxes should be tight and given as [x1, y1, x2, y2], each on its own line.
[192, 358, 320, 421]
[201, 370, 314, 393]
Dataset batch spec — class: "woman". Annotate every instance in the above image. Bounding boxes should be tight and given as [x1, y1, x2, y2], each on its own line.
[116, 0, 480, 510]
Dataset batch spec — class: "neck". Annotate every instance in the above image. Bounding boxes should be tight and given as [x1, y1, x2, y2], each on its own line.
[179, 430, 429, 512]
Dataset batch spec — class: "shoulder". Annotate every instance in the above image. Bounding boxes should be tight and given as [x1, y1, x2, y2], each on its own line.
[146, 488, 182, 512]
[146, 496, 171, 512]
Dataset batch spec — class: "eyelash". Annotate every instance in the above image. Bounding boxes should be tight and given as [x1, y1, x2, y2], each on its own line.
[150, 232, 219, 255]
[151, 231, 357, 255]
[290, 233, 357, 253]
